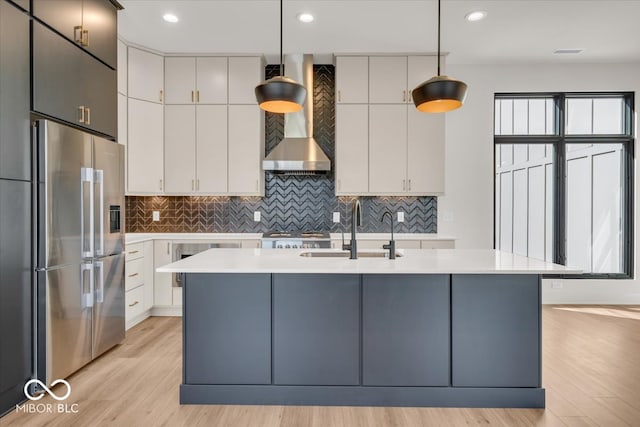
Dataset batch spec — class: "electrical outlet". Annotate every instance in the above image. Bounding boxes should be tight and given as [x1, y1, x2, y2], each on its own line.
[152, 211, 160, 221]
[443, 211, 454, 222]
[333, 212, 340, 223]
[253, 211, 261, 222]
[551, 281, 563, 289]
[397, 211, 405, 222]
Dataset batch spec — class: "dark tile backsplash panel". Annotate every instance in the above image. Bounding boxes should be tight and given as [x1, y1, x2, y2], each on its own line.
[125, 65, 437, 234]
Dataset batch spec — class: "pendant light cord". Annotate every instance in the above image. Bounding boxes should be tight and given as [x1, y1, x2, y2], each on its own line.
[437, 0, 441, 76]
[280, 0, 284, 76]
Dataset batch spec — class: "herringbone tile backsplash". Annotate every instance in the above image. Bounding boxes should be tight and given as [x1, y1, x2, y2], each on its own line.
[126, 65, 437, 234]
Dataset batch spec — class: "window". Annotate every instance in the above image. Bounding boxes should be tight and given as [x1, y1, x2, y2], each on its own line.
[494, 93, 634, 278]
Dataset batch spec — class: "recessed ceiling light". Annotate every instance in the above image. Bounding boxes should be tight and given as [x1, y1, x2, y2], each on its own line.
[465, 11, 487, 22]
[554, 48, 585, 55]
[163, 13, 179, 23]
[297, 12, 314, 23]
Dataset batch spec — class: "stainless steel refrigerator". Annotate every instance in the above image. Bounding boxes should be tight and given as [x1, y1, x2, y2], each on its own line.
[35, 119, 125, 384]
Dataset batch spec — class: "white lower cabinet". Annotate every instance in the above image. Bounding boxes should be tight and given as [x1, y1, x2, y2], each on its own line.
[153, 240, 173, 307]
[124, 241, 155, 330]
[331, 240, 434, 250]
[125, 285, 145, 324]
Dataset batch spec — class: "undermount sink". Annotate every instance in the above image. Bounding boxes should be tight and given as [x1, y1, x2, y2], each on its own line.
[299, 251, 403, 258]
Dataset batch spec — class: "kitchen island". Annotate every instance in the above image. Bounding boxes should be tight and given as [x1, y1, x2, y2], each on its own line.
[158, 248, 579, 408]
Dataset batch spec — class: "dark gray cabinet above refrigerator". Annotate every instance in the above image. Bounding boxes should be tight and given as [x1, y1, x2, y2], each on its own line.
[32, 21, 117, 139]
[0, 0, 30, 181]
[32, 0, 118, 68]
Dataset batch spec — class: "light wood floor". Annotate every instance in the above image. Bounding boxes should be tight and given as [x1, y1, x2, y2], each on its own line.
[3, 306, 640, 427]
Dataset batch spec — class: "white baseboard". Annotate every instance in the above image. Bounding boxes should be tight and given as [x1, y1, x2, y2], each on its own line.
[125, 309, 152, 330]
[151, 306, 183, 316]
[541, 278, 640, 304]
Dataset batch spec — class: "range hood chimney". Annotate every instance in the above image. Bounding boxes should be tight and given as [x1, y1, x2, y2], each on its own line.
[262, 54, 331, 173]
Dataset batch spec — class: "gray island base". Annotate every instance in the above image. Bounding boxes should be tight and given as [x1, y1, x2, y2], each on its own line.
[181, 273, 544, 408]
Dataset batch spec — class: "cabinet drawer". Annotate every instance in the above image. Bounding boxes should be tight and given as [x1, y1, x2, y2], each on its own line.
[125, 258, 144, 291]
[125, 285, 145, 321]
[125, 243, 144, 261]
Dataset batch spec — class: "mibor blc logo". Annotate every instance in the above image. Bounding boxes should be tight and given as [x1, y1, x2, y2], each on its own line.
[16, 379, 79, 414]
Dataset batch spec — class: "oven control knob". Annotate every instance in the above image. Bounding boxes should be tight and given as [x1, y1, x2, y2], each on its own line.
[277, 244, 283, 248]
[285, 244, 291, 248]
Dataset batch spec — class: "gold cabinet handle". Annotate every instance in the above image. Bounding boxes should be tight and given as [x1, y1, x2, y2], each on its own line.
[74, 25, 83, 44]
[159, 179, 163, 191]
[128, 301, 139, 307]
[167, 242, 170, 254]
[403, 90, 406, 102]
[128, 273, 139, 278]
[408, 179, 412, 191]
[85, 107, 91, 125]
[128, 250, 139, 255]
[402, 179, 406, 191]
[82, 29, 89, 47]
[191, 91, 194, 103]
[197, 179, 200, 191]
[160, 90, 164, 102]
[338, 90, 341, 102]
[196, 90, 200, 103]
[78, 106, 85, 123]
[191, 179, 195, 191]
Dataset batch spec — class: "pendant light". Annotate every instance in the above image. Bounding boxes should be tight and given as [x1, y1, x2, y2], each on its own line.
[412, 0, 468, 113]
[255, 0, 306, 113]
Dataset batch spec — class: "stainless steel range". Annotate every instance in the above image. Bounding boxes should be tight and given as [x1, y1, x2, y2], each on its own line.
[262, 231, 331, 249]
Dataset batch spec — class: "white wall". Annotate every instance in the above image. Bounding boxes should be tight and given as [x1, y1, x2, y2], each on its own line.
[441, 62, 640, 304]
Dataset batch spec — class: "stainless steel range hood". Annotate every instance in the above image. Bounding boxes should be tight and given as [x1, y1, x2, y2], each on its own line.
[262, 54, 331, 173]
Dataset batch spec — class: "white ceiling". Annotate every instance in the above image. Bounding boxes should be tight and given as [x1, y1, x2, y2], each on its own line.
[118, 0, 640, 65]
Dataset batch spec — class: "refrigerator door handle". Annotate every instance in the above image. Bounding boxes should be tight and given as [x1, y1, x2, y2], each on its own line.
[81, 263, 94, 308]
[81, 167, 94, 258]
[95, 261, 104, 304]
[94, 169, 104, 256]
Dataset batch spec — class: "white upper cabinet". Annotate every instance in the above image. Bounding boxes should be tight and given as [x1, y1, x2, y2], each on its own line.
[407, 106, 444, 194]
[369, 56, 408, 104]
[123, 47, 262, 195]
[127, 98, 164, 193]
[407, 56, 438, 100]
[334, 54, 445, 196]
[228, 57, 262, 104]
[164, 105, 228, 195]
[335, 56, 368, 104]
[197, 57, 228, 104]
[335, 104, 369, 195]
[117, 93, 127, 145]
[164, 57, 196, 104]
[164, 105, 196, 193]
[369, 105, 408, 194]
[128, 47, 164, 103]
[117, 39, 127, 95]
[196, 105, 228, 193]
[228, 105, 264, 195]
[165, 57, 228, 105]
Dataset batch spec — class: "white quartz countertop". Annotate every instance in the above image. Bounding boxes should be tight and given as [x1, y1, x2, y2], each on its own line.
[329, 233, 455, 241]
[156, 248, 581, 275]
[125, 233, 263, 244]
